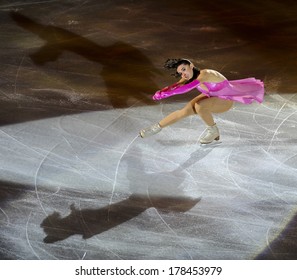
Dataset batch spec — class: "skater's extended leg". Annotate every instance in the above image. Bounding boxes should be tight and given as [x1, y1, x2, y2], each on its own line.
[158, 103, 194, 127]
[140, 95, 207, 138]
[159, 95, 208, 127]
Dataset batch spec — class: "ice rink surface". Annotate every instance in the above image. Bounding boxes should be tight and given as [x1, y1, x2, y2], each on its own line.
[1, 0, 297, 260]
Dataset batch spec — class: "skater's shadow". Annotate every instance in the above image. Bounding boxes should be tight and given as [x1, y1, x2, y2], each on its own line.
[10, 12, 159, 109]
[41, 194, 200, 243]
[40, 146, 213, 243]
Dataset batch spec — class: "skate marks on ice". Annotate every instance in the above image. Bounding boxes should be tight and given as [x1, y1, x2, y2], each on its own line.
[2, 93, 297, 259]
[0, 100, 206, 259]
[38, 93, 296, 258]
[40, 145, 202, 244]
[1, 91, 297, 259]
[222, 93, 297, 259]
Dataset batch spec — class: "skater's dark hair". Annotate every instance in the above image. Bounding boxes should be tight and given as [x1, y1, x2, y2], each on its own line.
[164, 58, 200, 83]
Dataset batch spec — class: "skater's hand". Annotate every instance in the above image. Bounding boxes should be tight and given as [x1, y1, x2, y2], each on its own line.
[152, 83, 180, 100]
[152, 80, 200, 100]
[152, 90, 171, 100]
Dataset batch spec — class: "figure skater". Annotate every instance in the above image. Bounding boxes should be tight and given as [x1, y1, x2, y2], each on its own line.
[139, 58, 264, 144]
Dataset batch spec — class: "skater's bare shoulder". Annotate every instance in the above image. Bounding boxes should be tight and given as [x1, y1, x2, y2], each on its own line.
[198, 69, 227, 83]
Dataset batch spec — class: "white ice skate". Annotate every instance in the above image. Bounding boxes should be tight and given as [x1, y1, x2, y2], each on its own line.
[139, 123, 162, 138]
[200, 124, 220, 144]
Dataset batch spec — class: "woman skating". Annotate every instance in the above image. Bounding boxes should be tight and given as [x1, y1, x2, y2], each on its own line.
[140, 58, 264, 144]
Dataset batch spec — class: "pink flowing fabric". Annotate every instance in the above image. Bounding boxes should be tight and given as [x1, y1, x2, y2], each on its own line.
[152, 78, 265, 104]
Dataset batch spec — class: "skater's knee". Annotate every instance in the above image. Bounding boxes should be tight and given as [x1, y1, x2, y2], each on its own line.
[181, 104, 195, 116]
[194, 100, 212, 115]
[194, 102, 205, 115]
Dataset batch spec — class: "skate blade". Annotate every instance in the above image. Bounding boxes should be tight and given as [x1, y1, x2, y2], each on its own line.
[200, 140, 222, 146]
